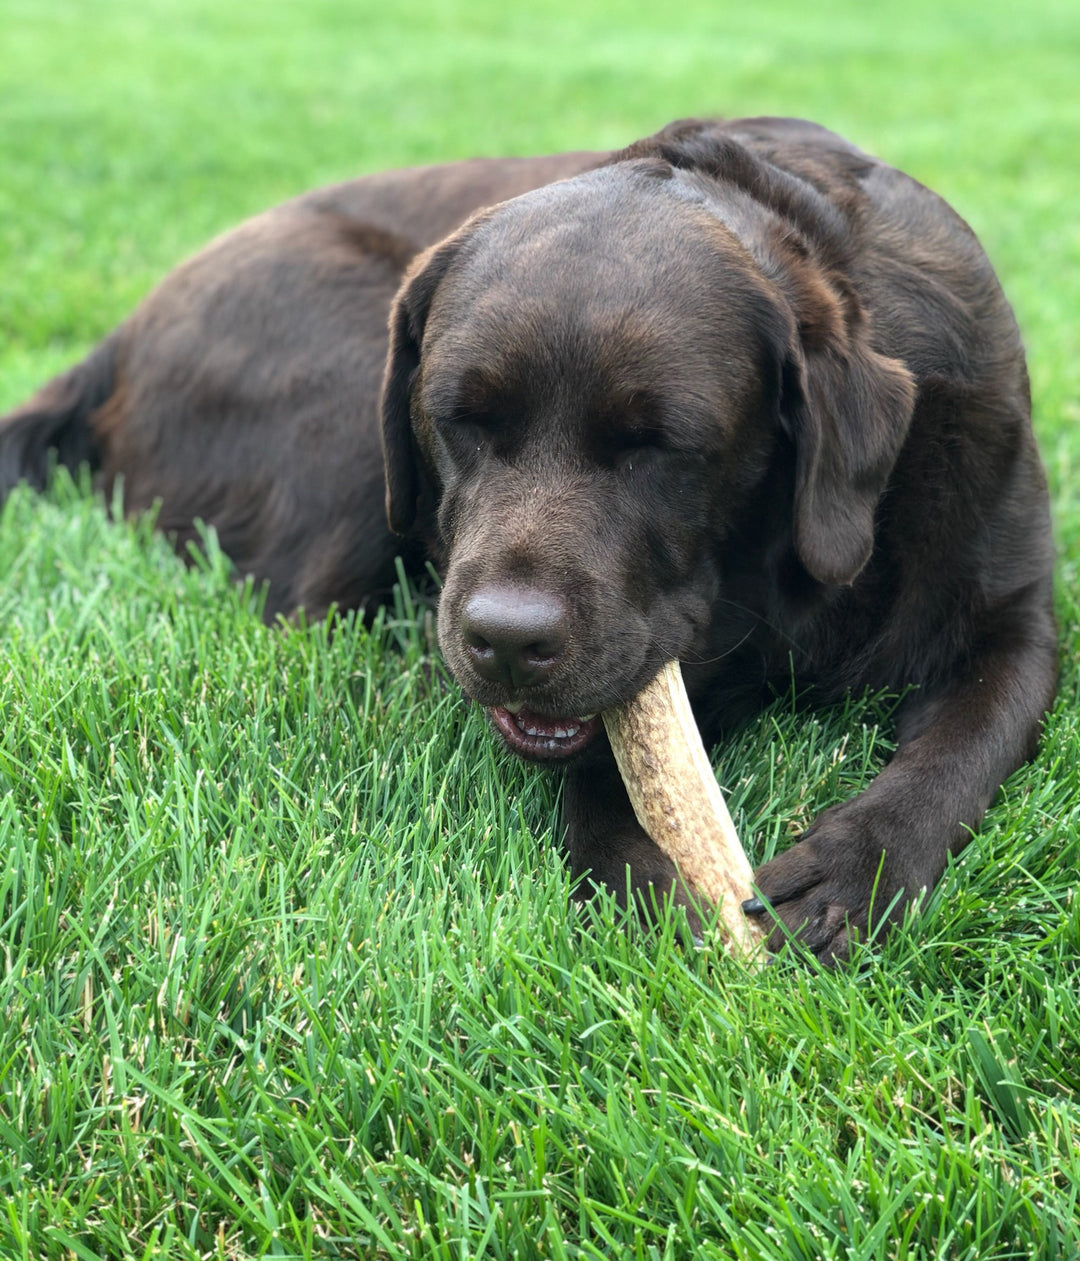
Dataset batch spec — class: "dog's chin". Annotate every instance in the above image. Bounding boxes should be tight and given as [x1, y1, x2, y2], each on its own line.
[487, 704, 603, 762]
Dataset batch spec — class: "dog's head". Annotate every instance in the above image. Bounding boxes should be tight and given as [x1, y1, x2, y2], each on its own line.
[381, 144, 914, 761]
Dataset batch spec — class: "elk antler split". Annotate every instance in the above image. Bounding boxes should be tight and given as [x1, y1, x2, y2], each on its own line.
[602, 659, 765, 962]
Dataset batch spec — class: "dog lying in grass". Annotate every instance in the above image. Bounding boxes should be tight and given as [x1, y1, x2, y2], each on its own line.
[0, 117, 1057, 963]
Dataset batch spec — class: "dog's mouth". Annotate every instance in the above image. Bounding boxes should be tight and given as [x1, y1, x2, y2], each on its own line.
[488, 702, 603, 761]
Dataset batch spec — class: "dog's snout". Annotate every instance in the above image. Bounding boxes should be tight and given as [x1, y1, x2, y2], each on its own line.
[460, 585, 569, 689]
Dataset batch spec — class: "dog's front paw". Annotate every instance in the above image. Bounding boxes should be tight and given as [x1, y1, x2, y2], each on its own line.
[746, 804, 928, 966]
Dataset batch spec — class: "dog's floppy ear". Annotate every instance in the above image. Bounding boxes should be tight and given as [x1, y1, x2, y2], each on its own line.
[380, 234, 464, 536]
[627, 122, 916, 586]
[779, 297, 916, 587]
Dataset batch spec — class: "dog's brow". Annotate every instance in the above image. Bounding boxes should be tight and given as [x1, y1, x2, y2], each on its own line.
[421, 366, 503, 421]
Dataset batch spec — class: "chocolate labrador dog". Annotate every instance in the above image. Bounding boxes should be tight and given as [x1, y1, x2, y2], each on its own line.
[0, 117, 1057, 963]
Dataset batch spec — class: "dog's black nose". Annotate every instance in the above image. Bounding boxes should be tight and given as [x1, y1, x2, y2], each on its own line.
[460, 585, 569, 689]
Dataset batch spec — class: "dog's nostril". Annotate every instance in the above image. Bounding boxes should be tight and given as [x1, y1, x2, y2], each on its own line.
[464, 629, 493, 654]
[522, 639, 556, 664]
[460, 585, 569, 687]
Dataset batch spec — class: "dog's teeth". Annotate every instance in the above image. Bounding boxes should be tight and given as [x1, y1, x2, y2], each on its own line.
[503, 706, 588, 742]
[578, 713, 597, 722]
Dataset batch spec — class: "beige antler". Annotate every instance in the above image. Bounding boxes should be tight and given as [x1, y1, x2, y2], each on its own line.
[602, 659, 765, 961]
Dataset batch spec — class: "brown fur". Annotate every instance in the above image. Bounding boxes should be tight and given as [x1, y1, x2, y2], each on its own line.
[0, 118, 1057, 962]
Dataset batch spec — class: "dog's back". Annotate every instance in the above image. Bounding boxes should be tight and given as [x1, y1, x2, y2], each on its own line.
[0, 148, 605, 619]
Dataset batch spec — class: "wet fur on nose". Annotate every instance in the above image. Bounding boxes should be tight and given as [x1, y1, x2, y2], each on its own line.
[460, 585, 570, 690]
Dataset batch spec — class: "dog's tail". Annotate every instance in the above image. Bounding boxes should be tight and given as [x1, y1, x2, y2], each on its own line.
[0, 333, 119, 500]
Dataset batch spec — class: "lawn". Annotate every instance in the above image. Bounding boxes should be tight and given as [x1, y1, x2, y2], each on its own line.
[1, 0, 1079, 1257]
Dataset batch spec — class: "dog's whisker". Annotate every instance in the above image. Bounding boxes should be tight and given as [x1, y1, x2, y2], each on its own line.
[680, 625, 757, 668]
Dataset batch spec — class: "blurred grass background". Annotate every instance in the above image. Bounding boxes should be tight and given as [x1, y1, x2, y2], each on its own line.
[1, 0, 1079, 1257]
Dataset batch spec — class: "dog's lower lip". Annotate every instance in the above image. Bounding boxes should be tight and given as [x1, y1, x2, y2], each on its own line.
[488, 704, 602, 760]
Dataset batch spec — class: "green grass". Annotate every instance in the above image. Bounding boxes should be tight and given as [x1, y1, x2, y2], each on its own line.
[2, 0, 1079, 1257]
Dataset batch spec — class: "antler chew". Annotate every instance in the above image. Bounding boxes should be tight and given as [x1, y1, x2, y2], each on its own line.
[602, 659, 765, 961]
